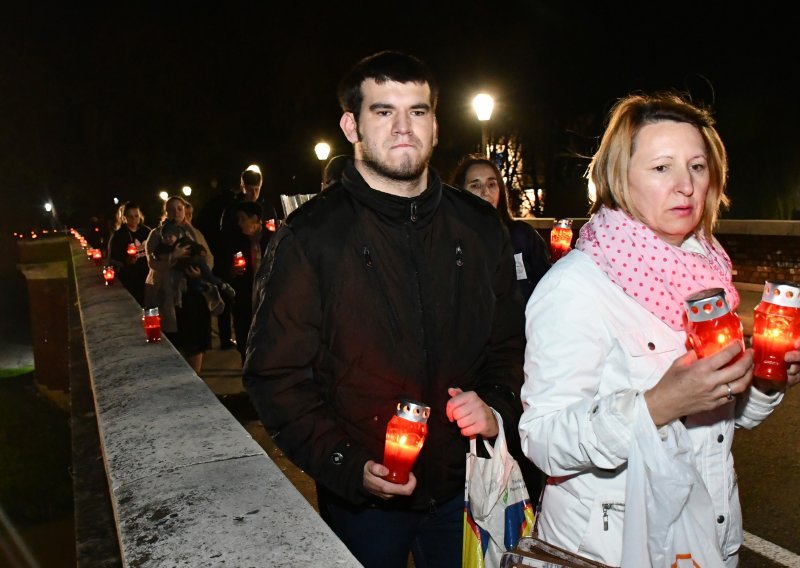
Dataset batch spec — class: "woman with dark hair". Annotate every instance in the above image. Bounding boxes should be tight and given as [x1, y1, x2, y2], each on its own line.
[107, 201, 151, 306]
[451, 155, 550, 301]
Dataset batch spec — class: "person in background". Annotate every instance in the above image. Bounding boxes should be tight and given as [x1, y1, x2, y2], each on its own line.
[322, 154, 351, 190]
[518, 92, 800, 567]
[229, 200, 272, 364]
[196, 172, 246, 350]
[243, 51, 525, 568]
[451, 155, 550, 302]
[107, 201, 151, 306]
[145, 196, 213, 374]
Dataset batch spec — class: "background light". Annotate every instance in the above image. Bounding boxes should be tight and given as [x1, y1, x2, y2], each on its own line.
[159, 191, 169, 201]
[245, 164, 261, 174]
[44, 202, 53, 212]
[113, 197, 119, 205]
[314, 142, 331, 161]
[182, 185, 192, 196]
[472, 93, 495, 121]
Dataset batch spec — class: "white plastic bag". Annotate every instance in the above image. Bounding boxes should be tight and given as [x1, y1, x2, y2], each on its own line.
[463, 414, 534, 568]
[621, 395, 725, 568]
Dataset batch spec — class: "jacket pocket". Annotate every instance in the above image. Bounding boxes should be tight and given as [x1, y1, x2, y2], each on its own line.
[361, 245, 400, 340]
[578, 494, 625, 565]
[618, 327, 681, 387]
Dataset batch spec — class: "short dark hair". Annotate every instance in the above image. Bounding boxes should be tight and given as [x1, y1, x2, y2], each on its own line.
[337, 51, 439, 123]
[234, 200, 263, 219]
[241, 169, 262, 187]
[450, 154, 512, 225]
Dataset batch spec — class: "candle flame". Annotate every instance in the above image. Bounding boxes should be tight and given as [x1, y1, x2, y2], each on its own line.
[399, 435, 407, 445]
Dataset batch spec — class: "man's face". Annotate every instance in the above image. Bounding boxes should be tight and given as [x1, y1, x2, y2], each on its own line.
[340, 79, 438, 183]
[241, 183, 262, 202]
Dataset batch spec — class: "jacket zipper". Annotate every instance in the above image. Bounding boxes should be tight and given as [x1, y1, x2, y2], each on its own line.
[602, 503, 625, 531]
[410, 201, 418, 223]
[362, 245, 400, 339]
[454, 243, 464, 328]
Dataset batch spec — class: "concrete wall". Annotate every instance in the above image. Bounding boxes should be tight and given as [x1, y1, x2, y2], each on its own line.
[70, 241, 361, 567]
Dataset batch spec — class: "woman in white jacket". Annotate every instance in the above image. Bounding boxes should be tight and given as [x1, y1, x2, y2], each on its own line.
[519, 92, 800, 567]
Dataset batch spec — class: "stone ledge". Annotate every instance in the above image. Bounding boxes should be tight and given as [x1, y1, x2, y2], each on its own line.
[70, 243, 360, 568]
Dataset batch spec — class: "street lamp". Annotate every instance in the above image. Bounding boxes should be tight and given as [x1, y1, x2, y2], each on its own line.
[472, 93, 494, 157]
[44, 202, 53, 213]
[315, 142, 331, 190]
[182, 185, 192, 197]
[159, 191, 169, 201]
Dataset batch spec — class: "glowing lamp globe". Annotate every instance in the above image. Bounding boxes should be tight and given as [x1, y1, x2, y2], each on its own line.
[382, 399, 430, 485]
[752, 280, 800, 383]
[684, 288, 744, 359]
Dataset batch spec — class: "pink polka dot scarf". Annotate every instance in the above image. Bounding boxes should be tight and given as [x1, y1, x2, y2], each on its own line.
[576, 206, 738, 331]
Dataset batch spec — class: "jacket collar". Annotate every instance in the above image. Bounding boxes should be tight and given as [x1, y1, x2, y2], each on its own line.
[341, 162, 442, 226]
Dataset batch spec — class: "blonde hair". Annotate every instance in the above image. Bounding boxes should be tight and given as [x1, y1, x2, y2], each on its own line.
[587, 92, 728, 237]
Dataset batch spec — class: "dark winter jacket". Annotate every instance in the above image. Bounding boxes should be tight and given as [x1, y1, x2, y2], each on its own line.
[507, 219, 551, 303]
[243, 164, 525, 510]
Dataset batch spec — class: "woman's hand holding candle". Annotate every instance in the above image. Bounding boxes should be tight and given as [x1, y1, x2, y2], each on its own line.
[781, 337, 800, 389]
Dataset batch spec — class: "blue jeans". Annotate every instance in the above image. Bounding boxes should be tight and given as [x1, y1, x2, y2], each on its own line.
[319, 487, 463, 568]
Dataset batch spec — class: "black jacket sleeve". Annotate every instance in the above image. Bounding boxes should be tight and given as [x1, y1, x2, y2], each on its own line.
[242, 228, 375, 504]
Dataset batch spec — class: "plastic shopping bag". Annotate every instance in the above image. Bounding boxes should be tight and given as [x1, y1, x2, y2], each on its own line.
[621, 395, 725, 568]
[463, 415, 535, 568]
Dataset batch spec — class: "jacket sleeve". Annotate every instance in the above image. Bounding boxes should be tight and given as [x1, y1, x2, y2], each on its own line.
[518, 259, 637, 476]
[473, 226, 527, 459]
[242, 228, 375, 505]
[107, 230, 125, 268]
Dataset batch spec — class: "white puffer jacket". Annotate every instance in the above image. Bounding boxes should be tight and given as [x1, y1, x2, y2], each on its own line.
[519, 249, 782, 567]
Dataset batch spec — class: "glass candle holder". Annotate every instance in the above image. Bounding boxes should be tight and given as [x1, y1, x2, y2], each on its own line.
[753, 280, 800, 383]
[685, 288, 744, 359]
[233, 251, 246, 270]
[102, 266, 115, 285]
[550, 219, 573, 261]
[142, 307, 162, 343]
[127, 243, 138, 257]
[382, 399, 430, 485]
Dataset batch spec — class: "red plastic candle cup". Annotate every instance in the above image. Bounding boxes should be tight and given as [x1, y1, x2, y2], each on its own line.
[685, 288, 744, 359]
[127, 243, 138, 257]
[265, 219, 277, 232]
[233, 251, 246, 270]
[550, 219, 573, 261]
[102, 266, 115, 285]
[382, 399, 430, 485]
[91, 248, 103, 264]
[142, 307, 162, 343]
[753, 280, 800, 383]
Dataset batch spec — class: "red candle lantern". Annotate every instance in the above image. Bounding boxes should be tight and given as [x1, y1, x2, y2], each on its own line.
[91, 248, 103, 264]
[265, 219, 277, 232]
[550, 219, 573, 261]
[142, 308, 162, 343]
[102, 265, 116, 285]
[752, 280, 800, 383]
[382, 399, 430, 485]
[233, 251, 246, 270]
[127, 243, 138, 257]
[85, 247, 94, 259]
[684, 288, 744, 359]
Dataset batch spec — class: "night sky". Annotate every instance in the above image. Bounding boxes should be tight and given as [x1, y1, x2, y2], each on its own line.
[1, 1, 797, 231]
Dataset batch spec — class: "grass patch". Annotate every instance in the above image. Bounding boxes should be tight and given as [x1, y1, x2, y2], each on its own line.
[0, 373, 73, 526]
[0, 366, 35, 379]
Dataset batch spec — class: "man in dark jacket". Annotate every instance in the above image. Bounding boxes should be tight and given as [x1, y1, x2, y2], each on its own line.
[243, 51, 525, 568]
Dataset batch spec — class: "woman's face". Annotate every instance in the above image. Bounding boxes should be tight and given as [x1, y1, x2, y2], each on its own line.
[165, 199, 186, 223]
[123, 208, 141, 229]
[628, 120, 709, 246]
[463, 163, 501, 208]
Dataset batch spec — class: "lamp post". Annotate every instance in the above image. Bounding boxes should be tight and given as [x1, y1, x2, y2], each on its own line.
[314, 142, 331, 190]
[472, 93, 494, 157]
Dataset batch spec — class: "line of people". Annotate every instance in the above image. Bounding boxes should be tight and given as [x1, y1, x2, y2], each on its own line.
[238, 50, 798, 568]
[106, 168, 276, 374]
